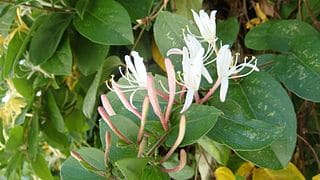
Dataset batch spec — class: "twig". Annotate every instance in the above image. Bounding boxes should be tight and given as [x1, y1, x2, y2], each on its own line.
[297, 134, 320, 171]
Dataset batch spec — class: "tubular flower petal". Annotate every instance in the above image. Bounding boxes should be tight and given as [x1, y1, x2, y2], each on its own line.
[168, 34, 212, 113]
[191, 9, 217, 44]
[216, 45, 259, 102]
[107, 51, 147, 110]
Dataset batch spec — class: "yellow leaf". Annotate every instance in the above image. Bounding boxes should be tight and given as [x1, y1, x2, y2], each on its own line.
[214, 167, 235, 180]
[151, 40, 166, 71]
[252, 162, 305, 180]
[236, 162, 255, 177]
[313, 174, 320, 180]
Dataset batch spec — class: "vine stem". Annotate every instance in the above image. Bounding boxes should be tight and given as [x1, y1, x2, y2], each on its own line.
[297, 134, 320, 171]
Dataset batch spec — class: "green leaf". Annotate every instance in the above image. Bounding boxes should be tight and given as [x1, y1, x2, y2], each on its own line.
[141, 165, 170, 180]
[246, 20, 320, 102]
[100, 114, 139, 144]
[75, 0, 89, 19]
[5, 151, 23, 178]
[99, 120, 138, 163]
[207, 100, 284, 151]
[76, 147, 106, 172]
[42, 120, 69, 150]
[41, 37, 72, 75]
[166, 104, 222, 147]
[5, 126, 24, 151]
[0, 5, 15, 37]
[27, 113, 39, 161]
[217, 17, 239, 46]
[115, 158, 149, 180]
[198, 136, 230, 165]
[273, 36, 320, 102]
[173, 0, 203, 19]
[82, 66, 102, 119]
[117, 0, 153, 22]
[245, 20, 319, 52]
[12, 77, 34, 101]
[162, 154, 194, 179]
[154, 11, 198, 70]
[216, 72, 296, 169]
[73, 0, 133, 45]
[74, 34, 109, 76]
[60, 156, 105, 180]
[29, 14, 72, 65]
[65, 109, 89, 133]
[2, 32, 26, 78]
[45, 89, 65, 133]
[31, 153, 53, 180]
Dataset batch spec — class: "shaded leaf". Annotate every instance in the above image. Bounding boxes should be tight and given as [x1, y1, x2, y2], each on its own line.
[73, 0, 133, 45]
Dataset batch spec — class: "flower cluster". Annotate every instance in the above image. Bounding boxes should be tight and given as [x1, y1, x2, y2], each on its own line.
[97, 9, 259, 170]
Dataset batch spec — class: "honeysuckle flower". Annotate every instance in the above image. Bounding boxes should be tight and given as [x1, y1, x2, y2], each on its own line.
[107, 51, 147, 110]
[191, 9, 217, 45]
[217, 45, 259, 102]
[167, 34, 212, 113]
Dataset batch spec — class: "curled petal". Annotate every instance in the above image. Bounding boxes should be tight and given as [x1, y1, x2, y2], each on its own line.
[159, 115, 186, 163]
[164, 58, 176, 123]
[147, 76, 167, 131]
[98, 106, 132, 144]
[101, 95, 116, 116]
[160, 149, 187, 173]
[180, 89, 194, 113]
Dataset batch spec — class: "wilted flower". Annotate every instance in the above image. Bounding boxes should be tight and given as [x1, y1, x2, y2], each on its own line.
[216, 45, 259, 102]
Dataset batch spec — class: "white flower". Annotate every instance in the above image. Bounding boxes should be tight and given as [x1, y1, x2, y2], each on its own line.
[191, 9, 217, 44]
[108, 51, 147, 108]
[167, 34, 213, 113]
[216, 45, 259, 102]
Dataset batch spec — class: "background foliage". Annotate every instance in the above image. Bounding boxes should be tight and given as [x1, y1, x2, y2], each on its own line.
[0, 0, 319, 179]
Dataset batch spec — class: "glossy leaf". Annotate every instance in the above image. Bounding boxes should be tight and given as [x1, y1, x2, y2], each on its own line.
[31, 153, 54, 180]
[154, 11, 198, 70]
[27, 113, 39, 161]
[99, 119, 138, 163]
[198, 136, 230, 165]
[60, 156, 105, 180]
[141, 165, 170, 180]
[74, 34, 109, 76]
[166, 104, 222, 147]
[41, 37, 72, 75]
[29, 14, 72, 65]
[217, 17, 239, 46]
[76, 147, 105, 172]
[174, 0, 203, 19]
[212, 72, 296, 169]
[73, 0, 133, 45]
[117, 0, 153, 22]
[45, 90, 65, 133]
[115, 158, 149, 180]
[207, 100, 283, 150]
[245, 20, 319, 52]
[83, 66, 103, 119]
[273, 36, 320, 102]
